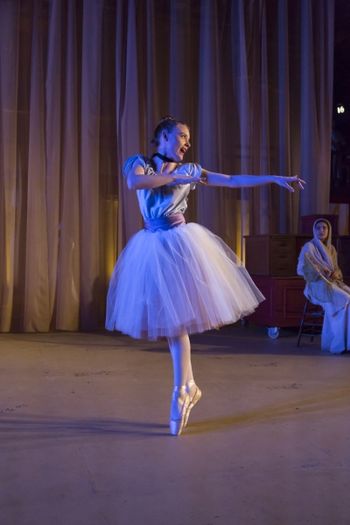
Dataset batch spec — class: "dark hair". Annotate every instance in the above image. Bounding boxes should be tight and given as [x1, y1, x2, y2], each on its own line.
[151, 115, 189, 146]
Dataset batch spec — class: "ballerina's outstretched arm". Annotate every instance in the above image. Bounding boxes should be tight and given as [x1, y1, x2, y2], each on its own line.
[202, 170, 306, 192]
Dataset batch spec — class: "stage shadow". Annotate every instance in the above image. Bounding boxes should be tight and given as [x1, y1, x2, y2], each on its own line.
[2, 380, 350, 444]
[0, 414, 169, 444]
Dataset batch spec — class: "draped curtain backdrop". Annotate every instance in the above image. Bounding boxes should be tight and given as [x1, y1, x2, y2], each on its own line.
[0, 0, 335, 332]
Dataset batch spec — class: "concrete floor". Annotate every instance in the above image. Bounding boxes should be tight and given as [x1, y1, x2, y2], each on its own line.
[1, 325, 350, 525]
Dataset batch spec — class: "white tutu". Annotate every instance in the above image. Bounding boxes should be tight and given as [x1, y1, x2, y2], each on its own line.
[106, 222, 265, 340]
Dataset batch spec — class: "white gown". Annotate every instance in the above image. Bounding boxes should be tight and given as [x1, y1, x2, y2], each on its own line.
[105, 155, 265, 340]
[297, 221, 350, 354]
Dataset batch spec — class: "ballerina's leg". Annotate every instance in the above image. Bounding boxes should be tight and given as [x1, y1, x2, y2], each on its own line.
[167, 333, 202, 435]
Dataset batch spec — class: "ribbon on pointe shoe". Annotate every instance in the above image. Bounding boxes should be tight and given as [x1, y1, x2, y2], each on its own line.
[169, 386, 190, 436]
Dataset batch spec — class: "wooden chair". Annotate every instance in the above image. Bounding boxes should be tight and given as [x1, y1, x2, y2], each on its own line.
[297, 299, 324, 347]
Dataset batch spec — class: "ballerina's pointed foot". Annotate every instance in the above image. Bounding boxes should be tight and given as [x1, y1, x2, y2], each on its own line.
[184, 382, 202, 428]
[169, 383, 202, 436]
[169, 386, 190, 436]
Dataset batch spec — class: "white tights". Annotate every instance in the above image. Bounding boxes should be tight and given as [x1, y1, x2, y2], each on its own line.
[167, 333, 194, 389]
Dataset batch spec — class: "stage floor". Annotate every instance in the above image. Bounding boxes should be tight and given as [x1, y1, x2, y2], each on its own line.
[1, 325, 349, 525]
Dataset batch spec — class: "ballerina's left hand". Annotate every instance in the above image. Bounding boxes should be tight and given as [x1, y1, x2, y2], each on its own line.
[275, 175, 306, 192]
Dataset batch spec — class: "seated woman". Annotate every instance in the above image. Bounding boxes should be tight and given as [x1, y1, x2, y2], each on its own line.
[297, 218, 350, 354]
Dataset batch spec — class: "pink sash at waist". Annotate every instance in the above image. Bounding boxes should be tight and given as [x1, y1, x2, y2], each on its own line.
[144, 213, 186, 232]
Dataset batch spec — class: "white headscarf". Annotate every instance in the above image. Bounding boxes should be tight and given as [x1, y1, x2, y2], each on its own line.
[309, 218, 334, 272]
[297, 218, 335, 279]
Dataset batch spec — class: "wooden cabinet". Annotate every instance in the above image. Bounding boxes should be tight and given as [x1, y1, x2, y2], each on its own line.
[244, 235, 306, 332]
[248, 275, 305, 328]
[245, 235, 296, 276]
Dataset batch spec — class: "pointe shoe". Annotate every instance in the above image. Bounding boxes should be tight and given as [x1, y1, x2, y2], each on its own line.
[184, 382, 202, 428]
[169, 387, 190, 436]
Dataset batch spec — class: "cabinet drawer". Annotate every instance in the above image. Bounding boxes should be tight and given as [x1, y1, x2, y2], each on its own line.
[245, 235, 296, 276]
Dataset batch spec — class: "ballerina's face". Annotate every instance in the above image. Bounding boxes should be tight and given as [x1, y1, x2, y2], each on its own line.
[315, 221, 329, 243]
[160, 123, 191, 162]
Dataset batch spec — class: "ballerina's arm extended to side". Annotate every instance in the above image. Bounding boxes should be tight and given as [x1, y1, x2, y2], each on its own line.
[126, 163, 305, 192]
[202, 170, 305, 192]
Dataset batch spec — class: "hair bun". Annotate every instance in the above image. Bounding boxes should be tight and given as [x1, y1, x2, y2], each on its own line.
[159, 115, 176, 122]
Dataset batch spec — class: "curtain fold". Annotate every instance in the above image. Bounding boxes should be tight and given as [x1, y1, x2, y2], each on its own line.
[115, 0, 145, 252]
[0, 0, 336, 332]
[79, 0, 103, 329]
[24, 0, 50, 331]
[277, 0, 292, 233]
[46, 0, 63, 327]
[197, 0, 222, 234]
[0, 0, 20, 331]
[300, 0, 335, 215]
[54, 0, 81, 330]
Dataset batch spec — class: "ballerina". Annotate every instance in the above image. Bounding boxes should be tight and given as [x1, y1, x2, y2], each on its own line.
[106, 116, 305, 435]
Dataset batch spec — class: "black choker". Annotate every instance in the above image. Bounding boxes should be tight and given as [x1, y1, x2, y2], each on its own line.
[152, 152, 177, 163]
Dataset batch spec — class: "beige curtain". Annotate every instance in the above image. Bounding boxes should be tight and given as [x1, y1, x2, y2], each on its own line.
[0, 0, 335, 332]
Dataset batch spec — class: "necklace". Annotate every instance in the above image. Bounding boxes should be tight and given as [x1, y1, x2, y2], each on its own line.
[152, 152, 177, 163]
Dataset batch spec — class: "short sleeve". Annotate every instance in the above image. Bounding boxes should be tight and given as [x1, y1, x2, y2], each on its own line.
[176, 162, 202, 190]
[175, 163, 201, 177]
[185, 163, 202, 178]
[122, 155, 147, 179]
[190, 164, 202, 190]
